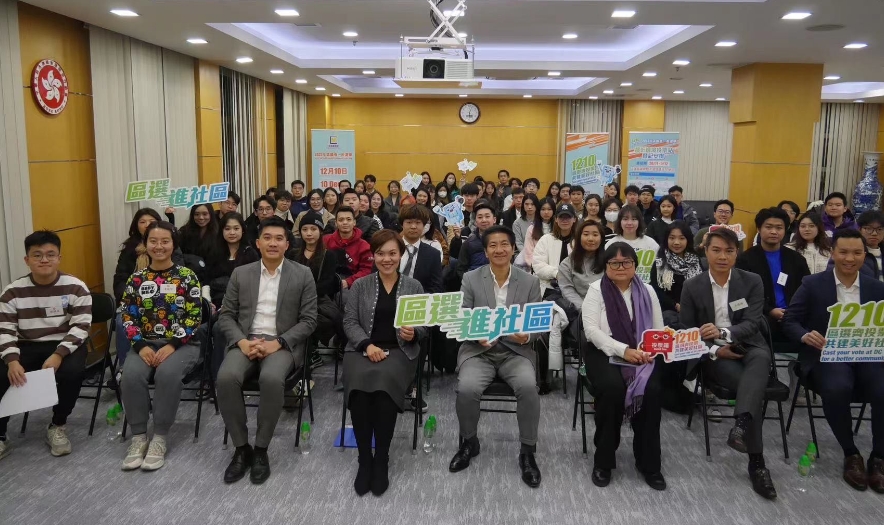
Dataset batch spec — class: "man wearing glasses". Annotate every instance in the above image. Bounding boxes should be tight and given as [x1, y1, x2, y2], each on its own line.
[245, 195, 278, 248]
[695, 199, 743, 255]
[0, 230, 92, 460]
[857, 210, 884, 281]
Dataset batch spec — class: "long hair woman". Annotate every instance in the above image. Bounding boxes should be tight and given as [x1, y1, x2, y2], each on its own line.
[606, 204, 659, 253]
[518, 198, 555, 271]
[513, 193, 540, 253]
[545, 182, 561, 203]
[645, 195, 679, 247]
[786, 211, 831, 274]
[649, 221, 701, 326]
[323, 187, 339, 214]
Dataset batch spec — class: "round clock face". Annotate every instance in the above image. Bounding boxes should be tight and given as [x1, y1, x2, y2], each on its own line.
[459, 102, 480, 124]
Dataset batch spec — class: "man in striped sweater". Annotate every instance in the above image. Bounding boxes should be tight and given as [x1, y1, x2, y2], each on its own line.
[0, 230, 92, 460]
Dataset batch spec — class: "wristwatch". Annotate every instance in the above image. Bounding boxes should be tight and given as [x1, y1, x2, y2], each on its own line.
[719, 328, 732, 343]
[276, 337, 289, 351]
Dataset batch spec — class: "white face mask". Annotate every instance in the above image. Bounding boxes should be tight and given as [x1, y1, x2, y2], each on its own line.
[422, 223, 431, 235]
[438, 191, 448, 198]
[605, 211, 619, 223]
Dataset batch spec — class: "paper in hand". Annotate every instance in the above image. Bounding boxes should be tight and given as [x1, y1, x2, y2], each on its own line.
[0, 368, 58, 418]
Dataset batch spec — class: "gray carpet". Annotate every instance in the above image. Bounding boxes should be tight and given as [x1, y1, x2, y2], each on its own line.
[0, 361, 881, 525]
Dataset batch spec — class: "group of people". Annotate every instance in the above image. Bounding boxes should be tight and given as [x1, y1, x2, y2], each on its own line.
[1, 172, 882, 502]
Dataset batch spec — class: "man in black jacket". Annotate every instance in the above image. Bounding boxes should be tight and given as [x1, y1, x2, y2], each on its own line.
[736, 207, 810, 342]
[341, 189, 378, 241]
[502, 188, 525, 229]
[244, 195, 277, 248]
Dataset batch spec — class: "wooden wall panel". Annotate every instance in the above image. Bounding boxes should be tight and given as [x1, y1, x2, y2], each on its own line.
[17, 3, 92, 95]
[198, 108, 222, 158]
[30, 161, 98, 231]
[621, 100, 665, 167]
[194, 60, 222, 186]
[55, 224, 103, 289]
[23, 92, 95, 161]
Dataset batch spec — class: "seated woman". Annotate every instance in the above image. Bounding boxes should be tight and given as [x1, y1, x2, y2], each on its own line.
[786, 211, 831, 274]
[531, 203, 577, 294]
[605, 204, 660, 254]
[645, 195, 679, 247]
[513, 194, 539, 254]
[119, 222, 202, 472]
[649, 221, 702, 328]
[583, 194, 606, 227]
[293, 189, 336, 236]
[601, 198, 621, 240]
[558, 220, 605, 311]
[384, 181, 403, 215]
[343, 230, 427, 497]
[517, 198, 554, 271]
[582, 242, 666, 491]
[323, 187, 339, 215]
[369, 191, 398, 230]
[178, 203, 220, 284]
[435, 182, 452, 206]
[442, 172, 460, 198]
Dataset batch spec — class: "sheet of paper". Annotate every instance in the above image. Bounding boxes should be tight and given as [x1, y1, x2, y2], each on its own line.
[0, 368, 58, 418]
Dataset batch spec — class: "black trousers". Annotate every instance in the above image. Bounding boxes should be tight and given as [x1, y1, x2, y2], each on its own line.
[0, 341, 88, 435]
[584, 348, 664, 473]
[348, 390, 399, 460]
[811, 361, 884, 457]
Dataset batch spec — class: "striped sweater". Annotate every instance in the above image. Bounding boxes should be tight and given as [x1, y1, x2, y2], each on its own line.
[0, 273, 92, 363]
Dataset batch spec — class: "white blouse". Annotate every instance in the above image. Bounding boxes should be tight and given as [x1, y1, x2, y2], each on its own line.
[605, 234, 660, 254]
[582, 280, 664, 358]
[785, 242, 830, 275]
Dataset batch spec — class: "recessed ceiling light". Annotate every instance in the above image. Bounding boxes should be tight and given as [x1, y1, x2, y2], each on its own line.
[612, 10, 636, 18]
[642, 72, 657, 77]
[699, 83, 712, 87]
[603, 90, 614, 94]
[110, 9, 138, 17]
[331, 94, 341, 97]
[716, 98, 726, 101]
[270, 69, 284, 74]
[673, 90, 685, 94]
[782, 12, 812, 20]
[186, 38, 208, 45]
[620, 82, 633, 87]
[458, 32, 468, 38]
[523, 94, 533, 98]
[443, 9, 464, 17]
[548, 71, 561, 76]
[652, 96, 662, 100]
[672, 59, 690, 66]
[295, 79, 307, 84]
[844, 43, 867, 49]
[824, 75, 841, 80]
[236, 57, 253, 64]
[855, 99, 865, 103]
[362, 70, 375, 75]
[588, 96, 598, 100]
[315, 87, 326, 91]
[395, 94, 404, 97]
[562, 33, 578, 40]
[715, 41, 737, 47]
[275, 9, 300, 17]
[343, 31, 358, 38]
[459, 94, 468, 98]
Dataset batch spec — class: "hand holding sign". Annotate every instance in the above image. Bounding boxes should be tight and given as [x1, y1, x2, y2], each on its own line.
[709, 223, 747, 241]
[437, 197, 466, 227]
[639, 327, 710, 363]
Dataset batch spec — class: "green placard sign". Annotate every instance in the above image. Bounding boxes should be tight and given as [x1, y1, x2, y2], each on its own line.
[822, 301, 884, 362]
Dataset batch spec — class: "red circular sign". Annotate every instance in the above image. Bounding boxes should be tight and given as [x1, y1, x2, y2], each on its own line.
[31, 59, 69, 115]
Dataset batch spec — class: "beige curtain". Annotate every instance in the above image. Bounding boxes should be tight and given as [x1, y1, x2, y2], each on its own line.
[809, 103, 880, 204]
[664, 101, 733, 200]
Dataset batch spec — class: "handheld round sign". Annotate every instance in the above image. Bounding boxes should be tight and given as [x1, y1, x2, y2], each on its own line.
[31, 59, 69, 115]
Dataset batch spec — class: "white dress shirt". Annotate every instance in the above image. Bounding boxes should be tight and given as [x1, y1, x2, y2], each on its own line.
[492, 266, 512, 309]
[835, 271, 861, 303]
[709, 271, 733, 330]
[251, 261, 282, 337]
[582, 280, 664, 358]
[400, 240, 421, 277]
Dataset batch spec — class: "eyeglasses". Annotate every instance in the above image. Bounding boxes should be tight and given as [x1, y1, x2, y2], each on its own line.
[29, 253, 59, 261]
[715, 209, 733, 215]
[257, 206, 274, 213]
[862, 226, 884, 235]
[607, 260, 635, 270]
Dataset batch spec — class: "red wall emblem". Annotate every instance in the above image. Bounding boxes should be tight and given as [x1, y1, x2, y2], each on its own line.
[31, 59, 69, 115]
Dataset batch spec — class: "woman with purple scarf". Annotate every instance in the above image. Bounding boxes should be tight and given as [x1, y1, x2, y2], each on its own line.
[582, 242, 667, 491]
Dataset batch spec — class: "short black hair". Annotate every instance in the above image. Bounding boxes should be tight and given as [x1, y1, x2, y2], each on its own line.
[253, 195, 277, 210]
[714, 199, 735, 213]
[474, 200, 498, 218]
[143, 221, 179, 250]
[668, 185, 683, 194]
[858, 210, 884, 227]
[570, 185, 585, 195]
[341, 188, 358, 198]
[754, 206, 791, 230]
[777, 200, 800, 217]
[338, 179, 351, 188]
[592, 241, 638, 275]
[24, 230, 61, 252]
[227, 191, 241, 205]
[276, 190, 293, 202]
[481, 225, 516, 249]
[833, 228, 866, 248]
[291, 180, 305, 189]
[335, 205, 356, 218]
[523, 177, 540, 189]
[509, 178, 522, 187]
[398, 203, 431, 225]
[560, 183, 571, 192]
[511, 188, 525, 196]
[706, 227, 739, 249]
[461, 182, 481, 196]
[498, 169, 510, 177]
[824, 192, 848, 206]
[257, 216, 290, 236]
[266, 187, 277, 195]
[364, 174, 376, 183]
[625, 185, 641, 196]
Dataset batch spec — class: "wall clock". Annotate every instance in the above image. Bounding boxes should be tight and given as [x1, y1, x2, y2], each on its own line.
[459, 102, 480, 124]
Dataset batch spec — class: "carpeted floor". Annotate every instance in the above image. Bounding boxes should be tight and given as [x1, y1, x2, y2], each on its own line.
[0, 360, 881, 525]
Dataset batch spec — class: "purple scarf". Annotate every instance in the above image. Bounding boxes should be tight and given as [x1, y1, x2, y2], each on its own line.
[600, 275, 655, 418]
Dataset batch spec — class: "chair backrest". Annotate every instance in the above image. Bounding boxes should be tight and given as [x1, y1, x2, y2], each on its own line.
[90, 293, 117, 324]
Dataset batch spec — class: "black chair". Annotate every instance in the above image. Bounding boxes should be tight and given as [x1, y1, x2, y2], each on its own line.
[18, 292, 122, 437]
[784, 361, 870, 458]
[120, 299, 218, 443]
[222, 337, 315, 450]
[686, 319, 791, 462]
[570, 317, 597, 454]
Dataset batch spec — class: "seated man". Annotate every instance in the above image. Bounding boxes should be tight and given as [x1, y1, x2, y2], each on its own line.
[456, 201, 499, 279]
[0, 230, 92, 459]
[217, 217, 317, 485]
[340, 189, 378, 241]
[638, 185, 658, 225]
[324, 206, 374, 293]
[737, 207, 810, 341]
[502, 188, 524, 230]
[680, 228, 777, 499]
[783, 229, 884, 493]
[695, 199, 744, 255]
[245, 195, 277, 248]
[274, 190, 295, 230]
[449, 226, 543, 488]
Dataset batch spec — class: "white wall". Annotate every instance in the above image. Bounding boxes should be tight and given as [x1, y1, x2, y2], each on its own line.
[664, 101, 733, 201]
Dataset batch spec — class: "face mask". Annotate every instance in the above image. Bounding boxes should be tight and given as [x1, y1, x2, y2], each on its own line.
[422, 223, 431, 235]
[605, 211, 619, 222]
[438, 191, 448, 198]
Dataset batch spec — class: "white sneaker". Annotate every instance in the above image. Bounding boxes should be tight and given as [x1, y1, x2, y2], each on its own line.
[45, 425, 72, 456]
[140, 436, 167, 471]
[0, 438, 11, 461]
[122, 434, 149, 471]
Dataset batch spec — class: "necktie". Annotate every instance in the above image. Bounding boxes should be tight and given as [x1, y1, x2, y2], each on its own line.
[403, 246, 417, 276]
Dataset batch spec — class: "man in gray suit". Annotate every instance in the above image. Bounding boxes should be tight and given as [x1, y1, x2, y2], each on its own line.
[680, 227, 777, 500]
[216, 216, 317, 485]
[448, 225, 543, 488]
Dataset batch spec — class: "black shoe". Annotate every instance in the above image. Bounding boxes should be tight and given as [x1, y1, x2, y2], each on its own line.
[309, 353, 324, 370]
[591, 467, 612, 487]
[250, 449, 270, 485]
[223, 445, 254, 484]
[643, 471, 667, 491]
[727, 413, 751, 454]
[519, 453, 541, 488]
[370, 455, 390, 496]
[538, 382, 551, 396]
[354, 456, 372, 496]
[449, 440, 480, 473]
[749, 467, 778, 500]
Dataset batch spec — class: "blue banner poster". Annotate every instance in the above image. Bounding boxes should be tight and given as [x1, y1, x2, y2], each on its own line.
[564, 133, 610, 195]
[626, 132, 680, 194]
[311, 129, 356, 190]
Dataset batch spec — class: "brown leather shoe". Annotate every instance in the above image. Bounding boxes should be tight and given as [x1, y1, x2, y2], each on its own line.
[843, 454, 868, 491]
[868, 456, 884, 494]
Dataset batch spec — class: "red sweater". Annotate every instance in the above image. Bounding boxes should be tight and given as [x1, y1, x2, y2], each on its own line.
[323, 228, 374, 287]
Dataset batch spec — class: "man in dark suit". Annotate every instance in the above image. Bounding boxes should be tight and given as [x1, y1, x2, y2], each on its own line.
[502, 188, 525, 229]
[737, 207, 810, 341]
[398, 204, 443, 294]
[449, 226, 543, 488]
[782, 229, 884, 493]
[680, 227, 778, 500]
[216, 217, 318, 485]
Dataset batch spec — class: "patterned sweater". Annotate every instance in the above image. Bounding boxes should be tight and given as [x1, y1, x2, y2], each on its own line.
[0, 273, 92, 363]
[120, 265, 202, 351]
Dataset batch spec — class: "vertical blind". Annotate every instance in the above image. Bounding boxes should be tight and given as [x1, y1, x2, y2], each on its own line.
[664, 101, 733, 200]
[809, 102, 880, 204]
[282, 88, 308, 188]
[560, 99, 624, 171]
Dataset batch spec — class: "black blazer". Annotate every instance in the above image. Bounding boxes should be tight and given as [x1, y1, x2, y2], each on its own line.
[409, 242, 444, 294]
[502, 208, 519, 230]
[736, 246, 810, 316]
[782, 270, 884, 372]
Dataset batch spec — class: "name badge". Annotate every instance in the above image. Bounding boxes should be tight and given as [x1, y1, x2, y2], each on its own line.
[45, 306, 64, 317]
[776, 272, 788, 286]
[729, 298, 749, 311]
[160, 283, 177, 295]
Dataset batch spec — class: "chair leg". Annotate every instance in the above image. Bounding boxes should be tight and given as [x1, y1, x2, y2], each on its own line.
[19, 412, 28, 436]
[853, 402, 867, 436]
[804, 387, 819, 459]
[776, 401, 789, 462]
[698, 376, 711, 461]
[296, 361, 310, 449]
[334, 352, 340, 386]
[339, 394, 348, 449]
[121, 415, 128, 441]
[425, 338, 432, 393]
[786, 379, 801, 433]
[579, 385, 587, 454]
[687, 376, 701, 429]
[89, 350, 111, 437]
[571, 378, 580, 431]
[223, 428, 229, 450]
